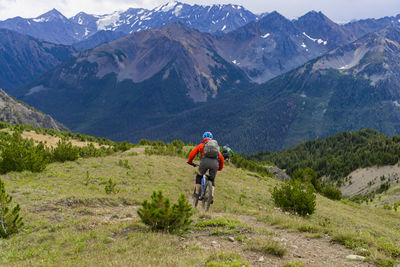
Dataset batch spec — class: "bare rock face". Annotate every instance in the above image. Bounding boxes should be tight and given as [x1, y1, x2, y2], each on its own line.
[0, 88, 67, 131]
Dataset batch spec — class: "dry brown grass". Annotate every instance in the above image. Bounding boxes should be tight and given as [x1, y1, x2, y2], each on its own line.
[21, 130, 106, 148]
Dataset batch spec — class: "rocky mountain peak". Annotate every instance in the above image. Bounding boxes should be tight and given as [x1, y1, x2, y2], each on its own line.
[35, 8, 68, 22]
[258, 11, 296, 33]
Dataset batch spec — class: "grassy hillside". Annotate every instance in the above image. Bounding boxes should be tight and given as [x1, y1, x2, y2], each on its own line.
[0, 131, 399, 266]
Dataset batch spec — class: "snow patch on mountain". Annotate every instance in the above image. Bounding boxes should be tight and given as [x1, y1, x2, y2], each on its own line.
[174, 5, 183, 16]
[303, 32, 327, 45]
[97, 12, 121, 31]
[160, 2, 178, 12]
[32, 18, 48, 23]
[393, 100, 400, 107]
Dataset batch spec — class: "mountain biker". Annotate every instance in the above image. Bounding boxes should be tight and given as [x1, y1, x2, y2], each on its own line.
[222, 145, 234, 163]
[187, 131, 224, 203]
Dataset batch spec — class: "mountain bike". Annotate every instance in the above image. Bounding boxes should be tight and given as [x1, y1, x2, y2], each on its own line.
[188, 163, 213, 212]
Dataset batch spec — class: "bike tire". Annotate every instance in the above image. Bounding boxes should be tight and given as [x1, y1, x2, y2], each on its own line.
[202, 180, 213, 212]
[193, 188, 199, 207]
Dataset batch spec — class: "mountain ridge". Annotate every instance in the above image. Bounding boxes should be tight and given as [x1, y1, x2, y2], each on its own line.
[0, 28, 76, 92]
[0, 2, 258, 44]
[0, 88, 67, 131]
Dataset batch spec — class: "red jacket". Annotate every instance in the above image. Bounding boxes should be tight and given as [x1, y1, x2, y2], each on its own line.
[187, 138, 224, 171]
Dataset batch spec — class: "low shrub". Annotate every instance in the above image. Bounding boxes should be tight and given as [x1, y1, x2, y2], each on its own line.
[322, 185, 342, 200]
[272, 180, 316, 216]
[113, 141, 132, 152]
[104, 179, 118, 194]
[0, 179, 23, 238]
[231, 154, 273, 177]
[137, 190, 193, 233]
[51, 139, 79, 162]
[139, 139, 151, 145]
[293, 168, 322, 193]
[0, 129, 49, 173]
[144, 141, 189, 158]
[293, 168, 342, 200]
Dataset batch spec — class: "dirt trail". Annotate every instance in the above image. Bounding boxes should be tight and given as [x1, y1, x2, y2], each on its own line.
[231, 214, 373, 266]
[38, 196, 374, 266]
[75, 204, 373, 266]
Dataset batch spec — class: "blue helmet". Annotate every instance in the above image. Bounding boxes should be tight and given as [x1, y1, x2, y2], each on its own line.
[202, 131, 213, 140]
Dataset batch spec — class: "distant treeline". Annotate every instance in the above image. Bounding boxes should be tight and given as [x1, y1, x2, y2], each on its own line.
[247, 129, 400, 182]
[0, 122, 135, 173]
[0, 121, 130, 148]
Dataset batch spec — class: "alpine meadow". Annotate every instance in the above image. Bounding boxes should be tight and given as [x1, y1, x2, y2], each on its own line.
[0, 1, 399, 267]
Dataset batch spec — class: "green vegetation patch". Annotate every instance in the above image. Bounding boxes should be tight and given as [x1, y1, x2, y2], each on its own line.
[137, 190, 193, 234]
[194, 217, 252, 236]
[245, 236, 287, 257]
[281, 261, 306, 267]
[272, 180, 316, 216]
[205, 252, 250, 267]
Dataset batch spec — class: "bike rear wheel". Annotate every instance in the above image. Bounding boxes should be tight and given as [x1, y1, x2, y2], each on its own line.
[201, 180, 213, 212]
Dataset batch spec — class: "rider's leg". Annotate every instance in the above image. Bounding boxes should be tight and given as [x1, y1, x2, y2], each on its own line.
[195, 174, 202, 194]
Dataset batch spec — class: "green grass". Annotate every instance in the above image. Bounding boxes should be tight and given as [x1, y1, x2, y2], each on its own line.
[194, 217, 253, 236]
[205, 252, 250, 267]
[0, 144, 399, 266]
[257, 195, 400, 266]
[245, 236, 287, 257]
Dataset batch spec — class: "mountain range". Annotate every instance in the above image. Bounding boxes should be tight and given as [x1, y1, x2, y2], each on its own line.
[0, 4, 400, 152]
[0, 2, 257, 45]
[140, 25, 400, 151]
[14, 23, 250, 139]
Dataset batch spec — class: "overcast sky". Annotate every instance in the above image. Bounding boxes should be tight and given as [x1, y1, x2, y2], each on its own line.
[0, 0, 399, 22]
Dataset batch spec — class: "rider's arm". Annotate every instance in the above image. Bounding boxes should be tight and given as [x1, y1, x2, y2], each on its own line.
[187, 143, 203, 164]
[218, 152, 224, 171]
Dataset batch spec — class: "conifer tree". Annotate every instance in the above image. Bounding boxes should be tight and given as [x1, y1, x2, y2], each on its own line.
[137, 190, 193, 233]
[0, 179, 23, 238]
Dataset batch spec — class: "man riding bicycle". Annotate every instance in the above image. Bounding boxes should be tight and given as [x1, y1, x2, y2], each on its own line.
[222, 145, 234, 163]
[187, 131, 224, 204]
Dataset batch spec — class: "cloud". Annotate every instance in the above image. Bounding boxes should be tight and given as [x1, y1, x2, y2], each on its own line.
[0, 0, 165, 19]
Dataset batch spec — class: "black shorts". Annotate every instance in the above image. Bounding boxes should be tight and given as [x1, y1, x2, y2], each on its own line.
[198, 157, 218, 186]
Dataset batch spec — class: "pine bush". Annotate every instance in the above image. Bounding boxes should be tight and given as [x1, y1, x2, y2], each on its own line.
[51, 139, 79, 162]
[0, 179, 23, 238]
[0, 129, 49, 173]
[272, 180, 316, 216]
[322, 185, 342, 200]
[137, 190, 193, 233]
